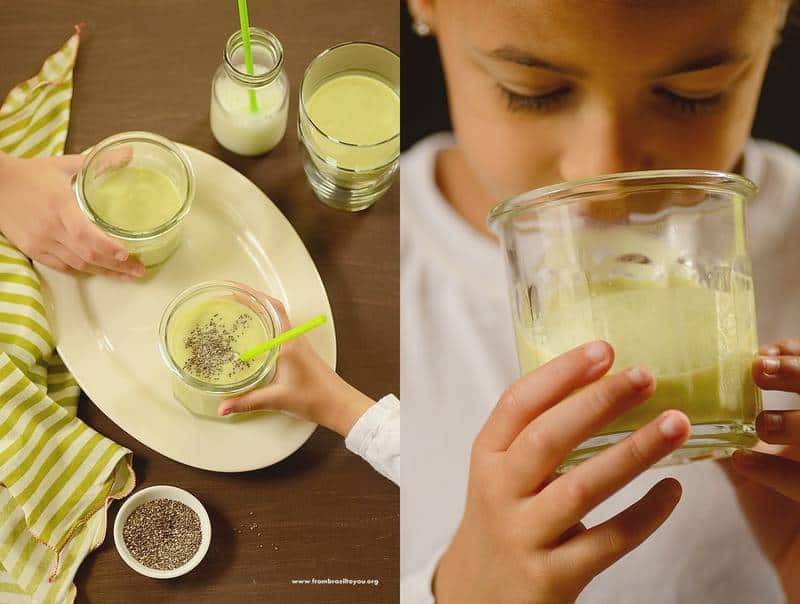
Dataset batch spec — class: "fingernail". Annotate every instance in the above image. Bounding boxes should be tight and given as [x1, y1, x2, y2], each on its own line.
[659, 412, 686, 439]
[585, 341, 608, 363]
[764, 346, 780, 356]
[219, 406, 231, 416]
[115, 250, 129, 262]
[627, 366, 652, 388]
[760, 356, 780, 375]
[760, 412, 784, 433]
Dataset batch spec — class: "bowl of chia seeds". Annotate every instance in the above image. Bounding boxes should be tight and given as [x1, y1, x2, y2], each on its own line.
[113, 485, 211, 579]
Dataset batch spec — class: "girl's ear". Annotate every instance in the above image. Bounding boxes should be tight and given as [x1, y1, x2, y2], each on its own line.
[407, 0, 436, 36]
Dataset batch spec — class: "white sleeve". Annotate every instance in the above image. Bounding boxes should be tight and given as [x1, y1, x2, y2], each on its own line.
[345, 394, 399, 484]
[401, 545, 447, 604]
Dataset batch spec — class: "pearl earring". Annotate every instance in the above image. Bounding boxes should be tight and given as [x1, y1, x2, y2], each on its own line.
[412, 19, 432, 37]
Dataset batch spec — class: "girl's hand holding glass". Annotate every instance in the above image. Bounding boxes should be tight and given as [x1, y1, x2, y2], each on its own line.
[722, 338, 800, 602]
[434, 341, 691, 604]
[0, 152, 144, 277]
[217, 287, 375, 438]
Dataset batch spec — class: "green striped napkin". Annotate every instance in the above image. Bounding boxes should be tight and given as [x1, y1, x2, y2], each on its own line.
[0, 27, 135, 603]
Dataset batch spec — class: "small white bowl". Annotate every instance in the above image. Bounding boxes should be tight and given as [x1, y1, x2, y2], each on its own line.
[113, 485, 212, 579]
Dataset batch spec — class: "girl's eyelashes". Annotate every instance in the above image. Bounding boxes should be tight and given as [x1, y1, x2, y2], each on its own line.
[495, 82, 725, 116]
[497, 84, 571, 112]
[654, 87, 724, 114]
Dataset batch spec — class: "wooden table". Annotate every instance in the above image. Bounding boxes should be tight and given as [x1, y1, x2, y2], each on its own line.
[0, 2, 399, 602]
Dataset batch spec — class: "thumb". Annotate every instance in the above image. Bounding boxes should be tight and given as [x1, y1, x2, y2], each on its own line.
[52, 154, 85, 176]
[218, 385, 286, 416]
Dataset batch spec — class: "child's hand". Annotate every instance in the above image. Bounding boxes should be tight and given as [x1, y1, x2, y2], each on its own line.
[433, 341, 690, 604]
[720, 338, 800, 601]
[0, 153, 144, 277]
[217, 287, 374, 437]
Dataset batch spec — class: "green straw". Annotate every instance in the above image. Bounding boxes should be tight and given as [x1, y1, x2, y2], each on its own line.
[237, 0, 259, 113]
[240, 314, 327, 362]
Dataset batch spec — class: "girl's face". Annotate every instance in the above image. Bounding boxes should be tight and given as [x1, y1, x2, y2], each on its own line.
[411, 0, 788, 202]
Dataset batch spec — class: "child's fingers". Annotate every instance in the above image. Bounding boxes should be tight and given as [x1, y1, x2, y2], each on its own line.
[474, 341, 614, 455]
[52, 243, 120, 278]
[73, 232, 142, 275]
[51, 154, 85, 176]
[218, 384, 287, 416]
[92, 145, 134, 176]
[759, 338, 800, 357]
[59, 204, 144, 276]
[755, 410, 800, 444]
[85, 246, 144, 277]
[552, 478, 681, 584]
[36, 253, 69, 273]
[529, 410, 690, 544]
[552, 521, 587, 547]
[753, 355, 800, 394]
[262, 294, 288, 325]
[60, 193, 124, 258]
[229, 283, 290, 330]
[504, 366, 655, 496]
[51, 242, 95, 274]
[731, 450, 800, 501]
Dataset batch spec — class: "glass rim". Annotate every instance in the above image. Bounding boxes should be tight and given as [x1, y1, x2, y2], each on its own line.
[74, 131, 195, 240]
[158, 281, 281, 395]
[298, 40, 400, 149]
[223, 27, 284, 87]
[487, 169, 758, 228]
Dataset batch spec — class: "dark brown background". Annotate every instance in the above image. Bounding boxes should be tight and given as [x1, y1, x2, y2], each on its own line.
[0, 1, 399, 602]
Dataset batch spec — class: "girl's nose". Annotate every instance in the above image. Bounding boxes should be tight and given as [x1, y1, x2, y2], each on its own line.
[558, 107, 650, 182]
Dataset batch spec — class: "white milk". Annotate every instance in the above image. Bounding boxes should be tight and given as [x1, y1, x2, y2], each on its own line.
[210, 63, 288, 156]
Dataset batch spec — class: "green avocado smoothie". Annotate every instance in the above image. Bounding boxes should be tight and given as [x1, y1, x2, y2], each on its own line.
[167, 296, 269, 386]
[306, 73, 399, 146]
[159, 283, 279, 420]
[515, 277, 760, 435]
[305, 72, 400, 171]
[86, 164, 186, 267]
[89, 165, 182, 232]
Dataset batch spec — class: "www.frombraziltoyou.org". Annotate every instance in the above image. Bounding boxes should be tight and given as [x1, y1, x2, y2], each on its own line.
[291, 577, 380, 586]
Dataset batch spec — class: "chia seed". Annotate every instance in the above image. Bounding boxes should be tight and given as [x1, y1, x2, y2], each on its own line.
[122, 498, 202, 571]
[616, 253, 652, 264]
[182, 311, 254, 381]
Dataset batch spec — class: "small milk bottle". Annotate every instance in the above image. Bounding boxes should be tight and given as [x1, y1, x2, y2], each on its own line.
[210, 28, 289, 156]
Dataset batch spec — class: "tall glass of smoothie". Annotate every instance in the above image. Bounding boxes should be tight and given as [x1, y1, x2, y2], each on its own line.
[488, 170, 761, 471]
[158, 281, 282, 419]
[74, 131, 194, 268]
[298, 42, 400, 211]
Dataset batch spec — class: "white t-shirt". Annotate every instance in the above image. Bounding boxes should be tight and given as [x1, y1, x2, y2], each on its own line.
[346, 394, 400, 485]
[400, 132, 800, 604]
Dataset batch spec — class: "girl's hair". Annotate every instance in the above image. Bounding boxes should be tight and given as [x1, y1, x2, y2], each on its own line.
[786, 0, 800, 38]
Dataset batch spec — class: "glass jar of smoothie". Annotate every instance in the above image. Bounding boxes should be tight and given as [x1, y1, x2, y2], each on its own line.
[210, 27, 289, 156]
[298, 42, 400, 211]
[74, 131, 194, 268]
[488, 170, 762, 471]
[158, 281, 282, 419]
